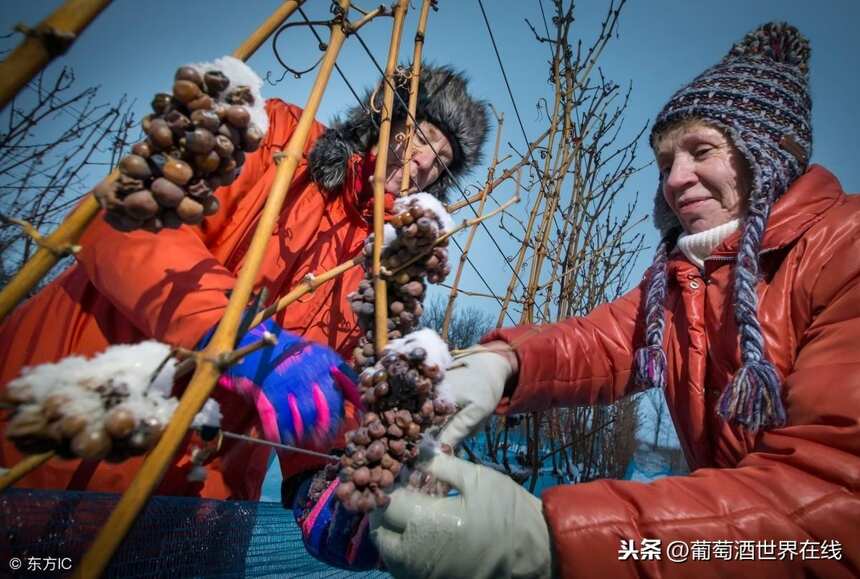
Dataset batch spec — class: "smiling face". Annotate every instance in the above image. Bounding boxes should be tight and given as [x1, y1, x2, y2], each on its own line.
[654, 120, 752, 234]
[372, 120, 454, 195]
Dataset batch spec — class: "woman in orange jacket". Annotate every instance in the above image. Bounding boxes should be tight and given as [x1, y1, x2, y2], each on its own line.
[371, 24, 860, 578]
[0, 65, 489, 501]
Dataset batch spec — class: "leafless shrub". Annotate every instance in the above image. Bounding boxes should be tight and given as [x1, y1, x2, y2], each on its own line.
[0, 67, 136, 289]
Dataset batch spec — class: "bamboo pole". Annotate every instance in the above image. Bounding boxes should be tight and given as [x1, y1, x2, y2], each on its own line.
[233, 0, 304, 61]
[0, 0, 112, 111]
[253, 184, 517, 337]
[437, 282, 523, 303]
[250, 255, 364, 328]
[0, 330, 277, 489]
[524, 118, 573, 323]
[0, 1, 305, 325]
[494, 79, 564, 327]
[371, 1, 408, 355]
[518, 40, 566, 325]
[0, 451, 53, 492]
[348, 5, 391, 33]
[73, 4, 352, 576]
[0, 421, 338, 495]
[0, 172, 105, 322]
[523, 39, 578, 322]
[444, 128, 549, 214]
[495, 166, 538, 328]
[398, 0, 434, 195]
[507, 26, 573, 483]
[441, 112, 504, 340]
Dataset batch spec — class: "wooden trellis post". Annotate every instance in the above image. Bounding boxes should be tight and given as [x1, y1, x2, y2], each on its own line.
[0, 1, 306, 324]
[370, 0, 409, 355]
[0, 0, 112, 111]
[72, 2, 352, 576]
[398, 0, 435, 195]
[441, 112, 504, 341]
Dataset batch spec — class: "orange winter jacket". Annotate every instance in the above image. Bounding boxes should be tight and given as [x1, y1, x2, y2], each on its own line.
[486, 166, 860, 578]
[0, 99, 375, 500]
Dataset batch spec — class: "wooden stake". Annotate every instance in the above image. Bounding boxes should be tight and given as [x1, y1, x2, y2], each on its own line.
[0, 0, 112, 111]
[371, 1, 408, 355]
[250, 255, 364, 328]
[73, 3, 352, 576]
[233, 1, 305, 61]
[0, 1, 306, 324]
[441, 111, 504, 340]
[398, 0, 434, 196]
[0, 451, 53, 492]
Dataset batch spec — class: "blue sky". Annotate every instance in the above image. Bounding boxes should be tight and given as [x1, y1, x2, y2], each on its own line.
[3, 1, 858, 318]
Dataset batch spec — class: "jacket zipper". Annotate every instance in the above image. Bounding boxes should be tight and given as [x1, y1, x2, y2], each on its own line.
[702, 247, 781, 281]
[703, 246, 781, 264]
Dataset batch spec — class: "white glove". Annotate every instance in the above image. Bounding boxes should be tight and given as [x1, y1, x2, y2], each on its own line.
[437, 345, 514, 448]
[370, 452, 552, 579]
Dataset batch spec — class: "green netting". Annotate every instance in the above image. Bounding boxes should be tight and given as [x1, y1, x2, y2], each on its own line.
[0, 489, 389, 578]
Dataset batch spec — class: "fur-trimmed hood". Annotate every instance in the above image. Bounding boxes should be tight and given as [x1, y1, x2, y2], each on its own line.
[307, 64, 489, 203]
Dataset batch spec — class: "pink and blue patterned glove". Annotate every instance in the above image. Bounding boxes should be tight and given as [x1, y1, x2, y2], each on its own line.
[203, 319, 361, 448]
[292, 476, 381, 570]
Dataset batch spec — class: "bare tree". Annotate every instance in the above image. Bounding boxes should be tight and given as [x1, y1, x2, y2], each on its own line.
[422, 294, 494, 350]
[469, 0, 648, 490]
[643, 388, 668, 450]
[0, 67, 136, 289]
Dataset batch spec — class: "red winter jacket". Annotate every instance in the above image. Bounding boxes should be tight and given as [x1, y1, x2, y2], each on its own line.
[485, 166, 860, 577]
[0, 99, 374, 500]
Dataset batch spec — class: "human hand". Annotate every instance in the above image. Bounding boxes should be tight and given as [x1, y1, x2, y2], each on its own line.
[292, 475, 381, 570]
[370, 452, 551, 579]
[212, 319, 361, 448]
[437, 343, 515, 448]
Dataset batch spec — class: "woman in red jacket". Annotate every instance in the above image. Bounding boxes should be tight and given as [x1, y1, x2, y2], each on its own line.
[0, 65, 489, 500]
[371, 24, 860, 578]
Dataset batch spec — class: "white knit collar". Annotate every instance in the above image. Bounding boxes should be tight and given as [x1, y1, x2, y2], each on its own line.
[676, 219, 740, 270]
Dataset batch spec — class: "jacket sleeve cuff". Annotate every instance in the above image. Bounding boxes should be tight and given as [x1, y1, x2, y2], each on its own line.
[481, 324, 560, 415]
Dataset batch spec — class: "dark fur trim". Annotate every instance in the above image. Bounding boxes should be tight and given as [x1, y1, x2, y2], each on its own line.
[308, 64, 489, 203]
[308, 125, 360, 193]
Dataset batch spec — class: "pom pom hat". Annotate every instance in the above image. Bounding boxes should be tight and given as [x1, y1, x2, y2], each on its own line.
[635, 23, 812, 431]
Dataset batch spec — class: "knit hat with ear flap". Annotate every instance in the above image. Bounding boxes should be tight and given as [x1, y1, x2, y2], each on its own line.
[635, 22, 812, 431]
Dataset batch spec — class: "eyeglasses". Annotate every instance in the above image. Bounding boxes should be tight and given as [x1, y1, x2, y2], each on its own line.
[390, 129, 449, 172]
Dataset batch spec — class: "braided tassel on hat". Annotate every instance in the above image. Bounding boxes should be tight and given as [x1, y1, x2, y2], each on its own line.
[718, 195, 787, 430]
[641, 22, 812, 431]
[633, 231, 679, 391]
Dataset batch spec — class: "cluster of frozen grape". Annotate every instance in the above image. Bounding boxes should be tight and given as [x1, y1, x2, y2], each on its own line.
[5, 376, 173, 463]
[3, 342, 222, 465]
[333, 346, 456, 511]
[95, 65, 263, 232]
[314, 197, 455, 513]
[348, 197, 451, 369]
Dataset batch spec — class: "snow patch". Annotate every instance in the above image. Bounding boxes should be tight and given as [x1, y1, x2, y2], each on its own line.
[9, 341, 219, 431]
[190, 55, 268, 134]
[394, 193, 455, 233]
[382, 223, 397, 247]
[384, 328, 453, 374]
[192, 398, 223, 429]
